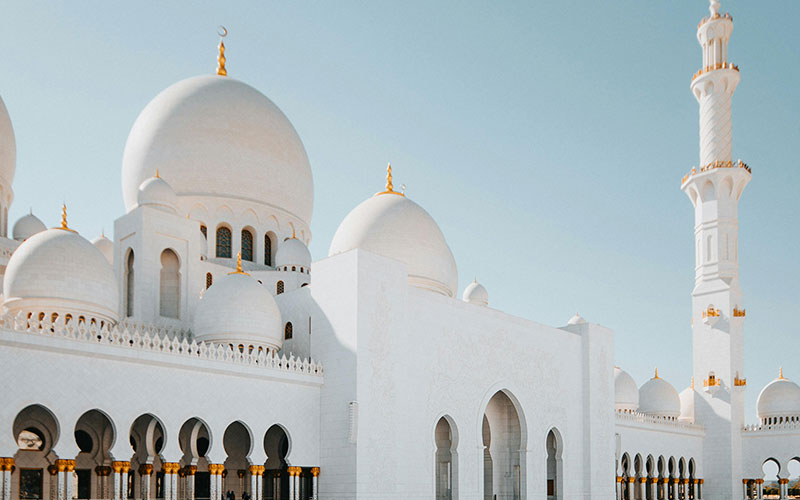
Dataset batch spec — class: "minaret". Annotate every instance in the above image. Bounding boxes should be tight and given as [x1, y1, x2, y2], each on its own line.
[681, 1, 750, 498]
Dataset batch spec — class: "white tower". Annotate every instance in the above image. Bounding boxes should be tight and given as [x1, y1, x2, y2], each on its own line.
[681, 1, 750, 498]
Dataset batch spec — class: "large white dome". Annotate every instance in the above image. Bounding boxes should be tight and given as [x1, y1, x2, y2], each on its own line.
[614, 367, 639, 412]
[193, 270, 283, 351]
[3, 227, 118, 324]
[638, 371, 680, 418]
[0, 95, 16, 190]
[121, 75, 313, 226]
[757, 370, 800, 421]
[329, 189, 457, 296]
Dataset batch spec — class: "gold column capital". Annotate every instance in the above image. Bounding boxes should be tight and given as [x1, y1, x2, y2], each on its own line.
[186, 465, 197, 476]
[616, 476, 623, 483]
[162, 462, 180, 475]
[682, 478, 690, 484]
[639, 477, 647, 483]
[627, 477, 635, 483]
[287, 466, 302, 476]
[48, 465, 59, 476]
[138, 464, 154, 476]
[237, 469, 245, 479]
[248, 465, 265, 476]
[0, 457, 14, 471]
[700, 479, 704, 484]
[311, 467, 320, 477]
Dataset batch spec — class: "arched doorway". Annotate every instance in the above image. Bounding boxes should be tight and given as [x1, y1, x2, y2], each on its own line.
[130, 413, 166, 500]
[74, 409, 115, 499]
[12, 404, 60, 500]
[546, 429, 562, 500]
[263, 425, 290, 500]
[435, 416, 458, 500]
[482, 391, 525, 500]
[222, 421, 253, 498]
[179, 418, 212, 500]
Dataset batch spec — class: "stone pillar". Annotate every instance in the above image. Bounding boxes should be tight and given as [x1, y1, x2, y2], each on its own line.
[699, 478, 704, 500]
[163, 463, 180, 500]
[310, 468, 319, 500]
[683, 478, 690, 500]
[111, 463, 124, 500]
[0, 458, 14, 500]
[178, 468, 186, 500]
[66, 460, 76, 500]
[273, 471, 280, 500]
[742, 479, 748, 500]
[616, 476, 622, 500]
[184, 466, 196, 500]
[209, 464, 224, 500]
[287, 467, 302, 500]
[247, 466, 263, 500]
[48, 465, 59, 500]
[95, 466, 110, 499]
[121, 462, 131, 500]
[756, 479, 763, 500]
[672, 478, 680, 500]
[779, 478, 788, 500]
[138, 464, 153, 500]
[627, 477, 634, 500]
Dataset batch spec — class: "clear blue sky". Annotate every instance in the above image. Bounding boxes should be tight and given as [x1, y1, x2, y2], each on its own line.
[4, 1, 799, 421]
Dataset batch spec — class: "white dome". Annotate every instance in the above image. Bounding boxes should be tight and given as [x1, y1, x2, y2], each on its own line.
[638, 372, 680, 418]
[136, 175, 177, 214]
[12, 213, 46, 241]
[0, 95, 16, 190]
[462, 280, 488, 306]
[614, 367, 639, 411]
[193, 271, 282, 351]
[679, 384, 697, 423]
[91, 234, 114, 265]
[121, 75, 313, 227]
[3, 227, 119, 323]
[329, 191, 457, 296]
[567, 313, 586, 325]
[757, 370, 800, 421]
[275, 236, 311, 270]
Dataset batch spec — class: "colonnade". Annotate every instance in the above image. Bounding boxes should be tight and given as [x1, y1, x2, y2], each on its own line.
[742, 477, 794, 500]
[0, 456, 319, 500]
[615, 475, 703, 500]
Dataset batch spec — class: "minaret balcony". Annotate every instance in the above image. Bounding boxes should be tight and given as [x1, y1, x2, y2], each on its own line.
[681, 159, 751, 186]
[701, 305, 721, 326]
[692, 62, 739, 82]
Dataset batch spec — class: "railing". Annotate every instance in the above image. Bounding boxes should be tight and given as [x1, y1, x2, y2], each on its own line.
[615, 410, 703, 431]
[681, 159, 751, 184]
[0, 312, 324, 377]
[692, 61, 740, 81]
[698, 12, 733, 29]
[743, 421, 800, 433]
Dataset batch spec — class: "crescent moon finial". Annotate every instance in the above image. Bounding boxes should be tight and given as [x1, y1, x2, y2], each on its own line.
[217, 25, 228, 38]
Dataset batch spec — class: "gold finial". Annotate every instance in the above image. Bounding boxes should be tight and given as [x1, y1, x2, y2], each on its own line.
[228, 252, 249, 276]
[292, 226, 296, 239]
[216, 26, 228, 76]
[654, 368, 659, 379]
[375, 162, 405, 197]
[779, 367, 785, 380]
[691, 376, 695, 389]
[155, 169, 160, 179]
[55, 204, 76, 232]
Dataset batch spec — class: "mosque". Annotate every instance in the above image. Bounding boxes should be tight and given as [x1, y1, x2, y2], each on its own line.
[0, 1, 797, 500]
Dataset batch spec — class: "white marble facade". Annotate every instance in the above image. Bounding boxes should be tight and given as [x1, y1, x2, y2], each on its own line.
[0, 2, 797, 500]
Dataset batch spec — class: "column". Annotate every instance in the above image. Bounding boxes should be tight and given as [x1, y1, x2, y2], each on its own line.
[756, 479, 763, 500]
[742, 479, 748, 500]
[0, 458, 14, 500]
[247, 466, 263, 500]
[672, 478, 679, 500]
[779, 478, 788, 500]
[121, 462, 131, 500]
[65, 460, 76, 500]
[616, 477, 622, 500]
[287, 467, 302, 500]
[683, 478, 690, 500]
[627, 477, 634, 500]
[177, 468, 186, 500]
[208, 466, 218, 500]
[699, 478, 703, 500]
[273, 471, 280, 500]
[48, 465, 58, 500]
[237, 470, 246, 494]
[661, 478, 669, 500]
[138, 464, 153, 500]
[112, 463, 125, 500]
[639, 478, 647, 499]
[184, 466, 196, 500]
[310, 468, 319, 500]
[163, 463, 180, 500]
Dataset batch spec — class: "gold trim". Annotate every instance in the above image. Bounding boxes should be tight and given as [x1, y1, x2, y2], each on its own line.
[375, 163, 405, 197]
[54, 204, 77, 233]
[216, 27, 227, 76]
[228, 252, 250, 276]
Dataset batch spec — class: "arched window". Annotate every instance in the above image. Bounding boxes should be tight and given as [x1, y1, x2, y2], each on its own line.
[159, 249, 180, 319]
[206, 273, 213, 289]
[276, 281, 284, 295]
[435, 417, 458, 500]
[125, 250, 135, 317]
[216, 226, 232, 258]
[264, 233, 274, 266]
[241, 229, 253, 261]
[284, 322, 293, 340]
[547, 429, 563, 499]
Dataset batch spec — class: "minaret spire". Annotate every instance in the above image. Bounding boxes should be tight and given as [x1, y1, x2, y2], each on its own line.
[216, 26, 228, 76]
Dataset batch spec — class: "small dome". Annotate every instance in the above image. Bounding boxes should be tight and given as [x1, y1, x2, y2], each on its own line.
[0, 95, 16, 190]
[462, 280, 488, 306]
[121, 75, 313, 229]
[91, 234, 114, 265]
[3, 227, 118, 324]
[638, 371, 680, 418]
[275, 236, 311, 270]
[329, 185, 457, 296]
[679, 384, 697, 423]
[567, 313, 586, 325]
[193, 271, 282, 351]
[614, 367, 639, 411]
[136, 175, 177, 214]
[12, 213, 46, 241]
[757, 369, 800, 421]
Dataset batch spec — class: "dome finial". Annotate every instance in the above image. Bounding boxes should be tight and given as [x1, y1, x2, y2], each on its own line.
[228, 252, 249, 276]
[216, 26, 228, 76]
[155, 168, 160, 179]
[691, 376, 695, 389]
[709, 0, 721, 16]
[780, 366, 785, 380]
[55, 204, 76, 233]
[292, 226, 296, 239]
[375, 162, 405, 197]
[654, 367, 660, 379]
